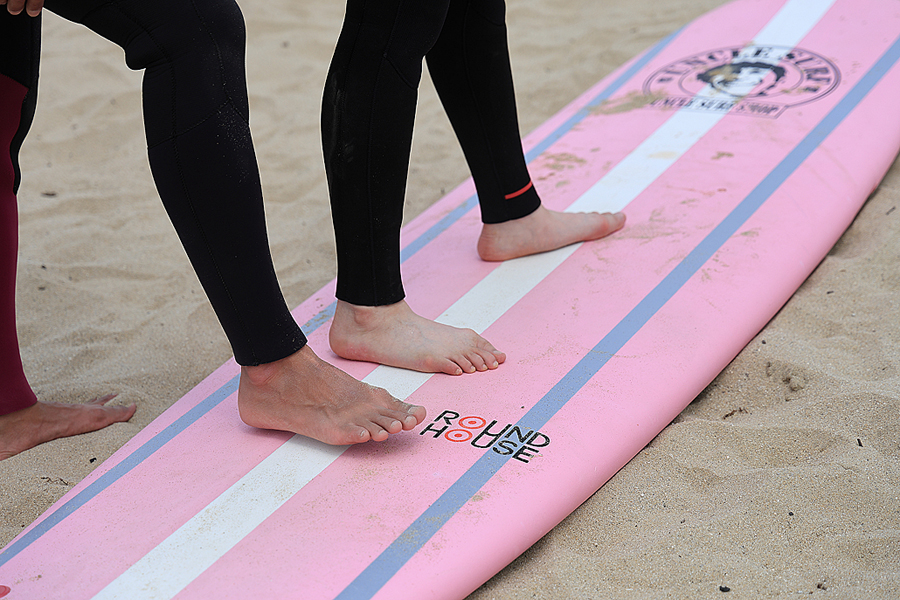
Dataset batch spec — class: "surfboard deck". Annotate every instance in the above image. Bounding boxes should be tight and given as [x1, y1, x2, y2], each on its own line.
[3, 0, 900, 598]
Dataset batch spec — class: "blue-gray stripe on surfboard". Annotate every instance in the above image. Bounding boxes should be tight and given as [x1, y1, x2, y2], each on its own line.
[0, 375, 239, 568]
[334, 32, 900, 600]
[0, 28, 680, 570]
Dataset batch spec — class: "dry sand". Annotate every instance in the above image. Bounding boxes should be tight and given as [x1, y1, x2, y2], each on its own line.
[1, 0, 898, 598]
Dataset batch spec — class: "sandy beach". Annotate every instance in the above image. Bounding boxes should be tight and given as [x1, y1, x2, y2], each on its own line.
[1, 0, 898, 597]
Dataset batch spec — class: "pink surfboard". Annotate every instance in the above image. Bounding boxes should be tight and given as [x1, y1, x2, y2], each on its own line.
[2, 0, 900, 598]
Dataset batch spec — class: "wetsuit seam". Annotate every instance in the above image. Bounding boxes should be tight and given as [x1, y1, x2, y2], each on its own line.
[383, 57, 418, 91]
[332, 9, 384, 305]
[145, 100, 232, 151]
[367, 0, 412, 304]
[381, 0, 420, 91]
[374, 0, 418, 304]
[364, 59, 385, 304]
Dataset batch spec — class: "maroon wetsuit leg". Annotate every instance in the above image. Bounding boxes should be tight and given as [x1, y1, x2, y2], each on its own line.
[0, 74, 38, 416]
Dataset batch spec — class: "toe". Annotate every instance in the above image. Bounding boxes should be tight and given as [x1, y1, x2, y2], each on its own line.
[476, 348, 503, 369]
[602, 211, 626, 234]
[373, 415, 403, 434]
[467, 351, 489, 372]
[367, 424, 390, 442]
[340, 426, 371, 445]
[404, 403, 426, 426]
[446, 357, 469, 375]
[450, 351, 477, 374]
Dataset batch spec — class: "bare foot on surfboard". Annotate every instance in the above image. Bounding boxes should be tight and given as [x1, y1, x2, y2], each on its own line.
[237, 344, 426, 445]
[477, 205, 626, 262]
[329, 299, 506, 376]
[0, 395, 136, 461]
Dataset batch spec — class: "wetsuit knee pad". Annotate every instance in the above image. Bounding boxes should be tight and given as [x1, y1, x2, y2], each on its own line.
[125, 1, 245, 72]
[386, 2, 451, 87]
[45, 0, 245, 68]
[342, 0, 450, 88]
[45, 0, 249, 146]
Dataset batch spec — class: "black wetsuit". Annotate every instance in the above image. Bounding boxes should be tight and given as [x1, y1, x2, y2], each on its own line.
[323, 0, 541, 307]
[1, 1, 305, 415]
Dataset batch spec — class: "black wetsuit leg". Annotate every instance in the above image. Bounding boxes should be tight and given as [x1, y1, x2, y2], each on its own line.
[36, 0, 306, 366]
[426, 0, 541, 224]
[322, 0, 540, 307]
[0, 12, 40, 415]
[322, 0, 452, 307]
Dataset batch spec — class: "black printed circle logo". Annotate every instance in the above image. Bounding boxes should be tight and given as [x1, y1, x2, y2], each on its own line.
[643, 46, 840, 117]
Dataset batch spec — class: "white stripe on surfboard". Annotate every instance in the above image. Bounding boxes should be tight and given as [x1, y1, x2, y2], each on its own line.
[91, 437, 343, 600]
[91, 1, 836, 597]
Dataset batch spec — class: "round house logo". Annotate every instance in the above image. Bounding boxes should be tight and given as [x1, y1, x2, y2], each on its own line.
[643, 45, 840, 118]
[420, 410, 550, 464]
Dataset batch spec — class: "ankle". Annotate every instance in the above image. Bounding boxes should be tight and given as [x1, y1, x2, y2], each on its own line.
[242, 346, 309, 388]
[335, 299, 404, 328]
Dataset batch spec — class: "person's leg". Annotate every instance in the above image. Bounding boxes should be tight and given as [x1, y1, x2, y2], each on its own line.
[39, 0, 423, 443]
[45, 0, 304, 366]
[0, 12, 38, 417]
[322, 0, 450, 308]
[425, 0, 625, 261]
[323, 0, 505, 375]
[0, 11, 135, 461]
[426, 0, 539, 225]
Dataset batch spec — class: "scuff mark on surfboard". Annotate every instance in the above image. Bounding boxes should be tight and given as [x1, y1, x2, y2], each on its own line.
[591, 90, 668, 114]
[537, 152, 587, 172]
[671, 186, 722, 198]
[648, 150, 681, 159]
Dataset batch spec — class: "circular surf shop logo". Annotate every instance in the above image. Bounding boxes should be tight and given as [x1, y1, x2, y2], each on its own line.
[643, 45, 840, 118]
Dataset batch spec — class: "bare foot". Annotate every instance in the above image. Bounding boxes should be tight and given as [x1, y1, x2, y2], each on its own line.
[0, 395, 136, 461]
[477, 205, 626, 262]
[329, 299, 506, 376]
[237, 344, 426, 445]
